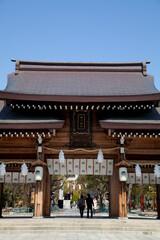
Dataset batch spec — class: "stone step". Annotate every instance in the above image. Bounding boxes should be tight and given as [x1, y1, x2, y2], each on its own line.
[1, 220, 160, 225]
[0, 219, 160, 234]
[0, 226, 160, 230]
[0, 222, 160, 228]
[0, 229, 159, 235]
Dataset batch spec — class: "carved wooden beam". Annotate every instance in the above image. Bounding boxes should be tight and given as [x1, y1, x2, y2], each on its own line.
[126, 149, 160, 155]
[0, 148, 36, 154]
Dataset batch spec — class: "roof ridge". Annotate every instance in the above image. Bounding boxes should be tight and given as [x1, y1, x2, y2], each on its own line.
[11, 59, 150, 76]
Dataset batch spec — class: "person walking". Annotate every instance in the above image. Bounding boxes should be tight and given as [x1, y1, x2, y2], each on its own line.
[78, 195, 85, 218]
[93, 198, 97, 215]
[70, 200, 73, 209]
[86, 193, 93, 218]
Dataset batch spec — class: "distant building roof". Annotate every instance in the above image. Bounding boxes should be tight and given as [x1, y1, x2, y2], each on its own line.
[0, 60, 160, 103]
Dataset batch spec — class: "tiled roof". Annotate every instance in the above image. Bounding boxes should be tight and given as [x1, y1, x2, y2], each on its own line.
[99, 108, 160, 129]
[99, 108, 160, 121]
[4, 70, 158, 96]
[0, 106, 64, 129]
[1, 60, 159, 103]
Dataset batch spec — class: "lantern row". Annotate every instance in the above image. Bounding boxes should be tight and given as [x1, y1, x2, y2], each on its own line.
[112, 132, 160, 138]
[10, 103, 154, 111]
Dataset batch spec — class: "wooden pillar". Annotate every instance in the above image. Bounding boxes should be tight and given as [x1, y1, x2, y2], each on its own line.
[109, 158, 121, 217]
[34, 166, 51, 217]
[0, 183, 3, 218]
[109, 156, 128, 218]
[119, 181, 127, 218]
[157, 184, 160, 219]
[34, 180, 44, 217]
[43, 166, 51, 217]
[33, 142, 50, 218]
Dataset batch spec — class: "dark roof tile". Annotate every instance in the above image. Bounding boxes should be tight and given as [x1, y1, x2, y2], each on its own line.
[4, 71, 158, 96]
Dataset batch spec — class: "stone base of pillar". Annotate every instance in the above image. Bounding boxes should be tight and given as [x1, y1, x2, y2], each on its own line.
[118, 217, 128, 220]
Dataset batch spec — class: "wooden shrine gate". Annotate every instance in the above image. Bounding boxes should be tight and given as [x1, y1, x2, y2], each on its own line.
[0, 152, 160, 218]
[1, 60, 160, 219]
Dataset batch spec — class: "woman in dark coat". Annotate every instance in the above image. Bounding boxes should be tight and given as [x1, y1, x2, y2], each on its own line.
[78, 195, 85, 217]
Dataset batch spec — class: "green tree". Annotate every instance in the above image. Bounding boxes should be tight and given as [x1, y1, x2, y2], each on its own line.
[77, 175, 109, 207]
[72, 191, 79, 203]
[3, 183, 34, 209]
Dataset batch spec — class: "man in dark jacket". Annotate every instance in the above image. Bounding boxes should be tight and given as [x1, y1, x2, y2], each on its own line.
[86, 193, 93, 218]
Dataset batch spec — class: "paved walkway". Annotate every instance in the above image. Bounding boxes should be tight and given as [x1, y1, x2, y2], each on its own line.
[51, 207, 158, 219]
[51, 206, 109, 218]
[0, 232, 160, 240]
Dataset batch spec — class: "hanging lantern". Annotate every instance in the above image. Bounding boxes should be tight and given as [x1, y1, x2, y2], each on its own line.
[59, 150, 65, 163]
[21, 162, 28, 176]
[35, 166, 43, 181]
[154, 164, 160, 178]
[97, 149, 104, 163]
[135, 164, 141, 177]
[119, 167, 128, 181]
[0, 163, 6, 175]
[79, 184, 81, 190]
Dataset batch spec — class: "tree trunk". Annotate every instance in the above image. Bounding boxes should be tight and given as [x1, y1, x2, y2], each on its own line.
[0, 183, 3, 217]
[157, 185, 160, 219]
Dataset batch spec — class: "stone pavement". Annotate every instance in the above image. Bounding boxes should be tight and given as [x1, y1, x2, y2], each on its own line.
[0, 232, 160, 240]
[0, 208, 160, 240]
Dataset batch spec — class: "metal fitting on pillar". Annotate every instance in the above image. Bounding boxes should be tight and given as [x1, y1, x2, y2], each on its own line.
[37, 135, 43, 154]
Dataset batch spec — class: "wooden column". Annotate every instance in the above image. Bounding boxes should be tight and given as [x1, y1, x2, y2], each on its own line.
[109, 157, 121, 217]
[157, 184, 160, 219]
[110, 156, 129, 218]
[119, 181, 127, 218]
[0, 183, 3, 218]
[34, 180, 44, 217]
[33, 142, 50, 218]
[43, 165, 51, 217]
[34, 166, 51, 217]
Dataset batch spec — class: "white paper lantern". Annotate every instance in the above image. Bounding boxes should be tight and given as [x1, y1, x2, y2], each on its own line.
[119, 167, 128, 181]
[59, 150, 65, 163]
[35, 166, 43, 181]
[97, 149, 104, 163]
[21, 163, 28, 176]
[0, 163, 6, 175]
[135, 164, 141, 177]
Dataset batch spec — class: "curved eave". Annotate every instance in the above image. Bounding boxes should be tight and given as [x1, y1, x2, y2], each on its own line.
[99, 120, 160, 130]
[0, 91, 160, 103]
[0, 120, 65, 129]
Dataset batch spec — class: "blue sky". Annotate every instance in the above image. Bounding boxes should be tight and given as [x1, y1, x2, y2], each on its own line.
[0, 0, 160, 90]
